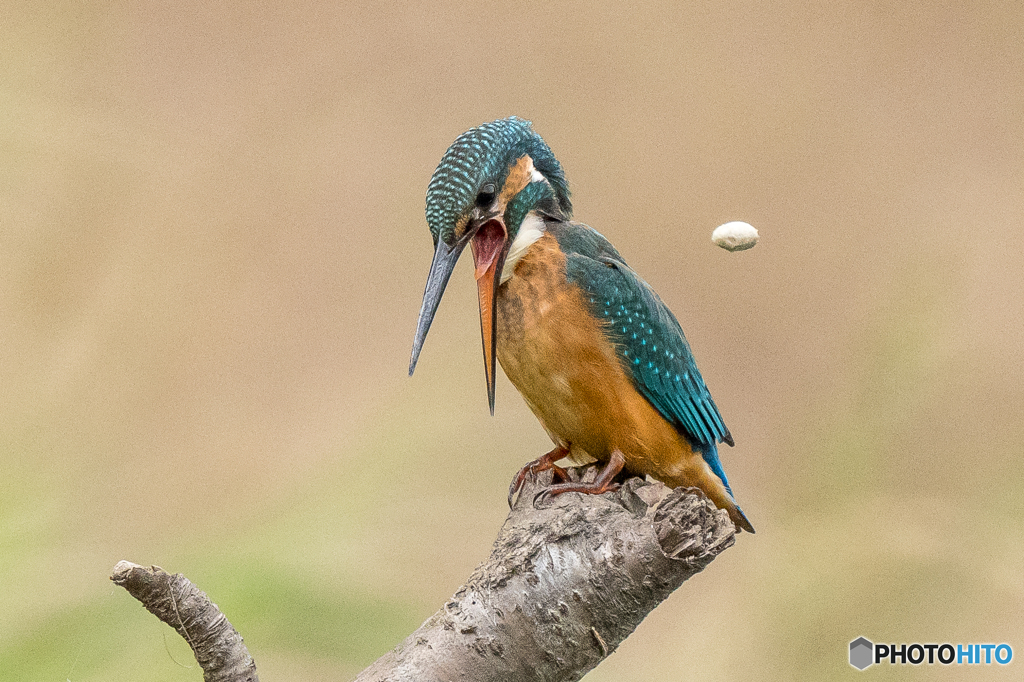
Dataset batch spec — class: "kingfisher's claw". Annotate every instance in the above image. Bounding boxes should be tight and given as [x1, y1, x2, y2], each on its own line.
[507, 446, 570, 508]
[529, 452, 626, 506]
[532, 480, 622, 508]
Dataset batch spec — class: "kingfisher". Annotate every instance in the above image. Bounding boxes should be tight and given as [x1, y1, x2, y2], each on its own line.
[409, 117, 754, 533]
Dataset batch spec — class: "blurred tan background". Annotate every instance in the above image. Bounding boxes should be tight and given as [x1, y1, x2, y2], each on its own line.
[2, 1, 1022, 679]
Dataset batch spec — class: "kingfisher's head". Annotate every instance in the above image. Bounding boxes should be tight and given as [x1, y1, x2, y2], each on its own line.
[409, 117, 572, 412]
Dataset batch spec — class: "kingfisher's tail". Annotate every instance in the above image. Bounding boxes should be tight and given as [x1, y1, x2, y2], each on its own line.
[697, 443, 755, 533]
[729, 502, 755, 534]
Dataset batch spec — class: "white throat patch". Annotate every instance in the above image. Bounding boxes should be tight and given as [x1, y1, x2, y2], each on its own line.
[500, 212, 546, 284]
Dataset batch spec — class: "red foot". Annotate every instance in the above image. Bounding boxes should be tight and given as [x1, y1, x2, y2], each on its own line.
[508, 445, 570, 508]
[534, 450, 626, 505]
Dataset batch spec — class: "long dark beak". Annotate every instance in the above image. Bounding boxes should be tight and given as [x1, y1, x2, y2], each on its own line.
[409, 237, 468, 377]
[409, 219, 509, 416]
[469, 219, 509, 415]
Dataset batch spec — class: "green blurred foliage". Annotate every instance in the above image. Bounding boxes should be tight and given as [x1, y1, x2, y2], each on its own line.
[2, 1, 1022, 680]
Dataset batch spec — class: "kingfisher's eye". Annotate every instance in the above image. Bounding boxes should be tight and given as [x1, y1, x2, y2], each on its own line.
[476, 184, 496, 207]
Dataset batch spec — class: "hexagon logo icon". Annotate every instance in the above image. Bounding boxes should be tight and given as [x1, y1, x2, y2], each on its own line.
[850, 637, 874, 670]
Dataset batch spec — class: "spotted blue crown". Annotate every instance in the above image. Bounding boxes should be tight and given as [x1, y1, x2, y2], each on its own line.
[425, 117, 572, 247]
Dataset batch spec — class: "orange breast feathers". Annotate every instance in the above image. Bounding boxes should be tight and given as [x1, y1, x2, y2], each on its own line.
[494, 233, 701, 480]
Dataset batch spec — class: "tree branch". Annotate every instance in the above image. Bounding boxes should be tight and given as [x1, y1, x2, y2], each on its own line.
[355, 467, 736, 682]
[110, 560, 259, 682]
[112, 466, 736, 682]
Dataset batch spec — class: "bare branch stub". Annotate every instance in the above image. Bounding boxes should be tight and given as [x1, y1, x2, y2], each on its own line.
[356, 468, 737, 682]
[110, 561, 259, 682]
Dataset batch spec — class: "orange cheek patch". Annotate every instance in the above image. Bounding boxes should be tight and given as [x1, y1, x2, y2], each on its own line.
[499, 155, 535, 207]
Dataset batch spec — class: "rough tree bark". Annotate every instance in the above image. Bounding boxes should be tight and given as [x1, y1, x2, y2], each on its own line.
[113, 466, 736, 682]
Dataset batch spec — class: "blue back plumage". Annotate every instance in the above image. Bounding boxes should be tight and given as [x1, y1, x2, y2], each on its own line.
[558, 225, 737, 495]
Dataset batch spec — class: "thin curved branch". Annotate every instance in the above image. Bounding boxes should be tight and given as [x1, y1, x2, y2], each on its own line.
[110, 561, 258, 682]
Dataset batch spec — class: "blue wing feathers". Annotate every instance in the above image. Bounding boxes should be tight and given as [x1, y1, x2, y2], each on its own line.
[558, 224, 735, 484]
